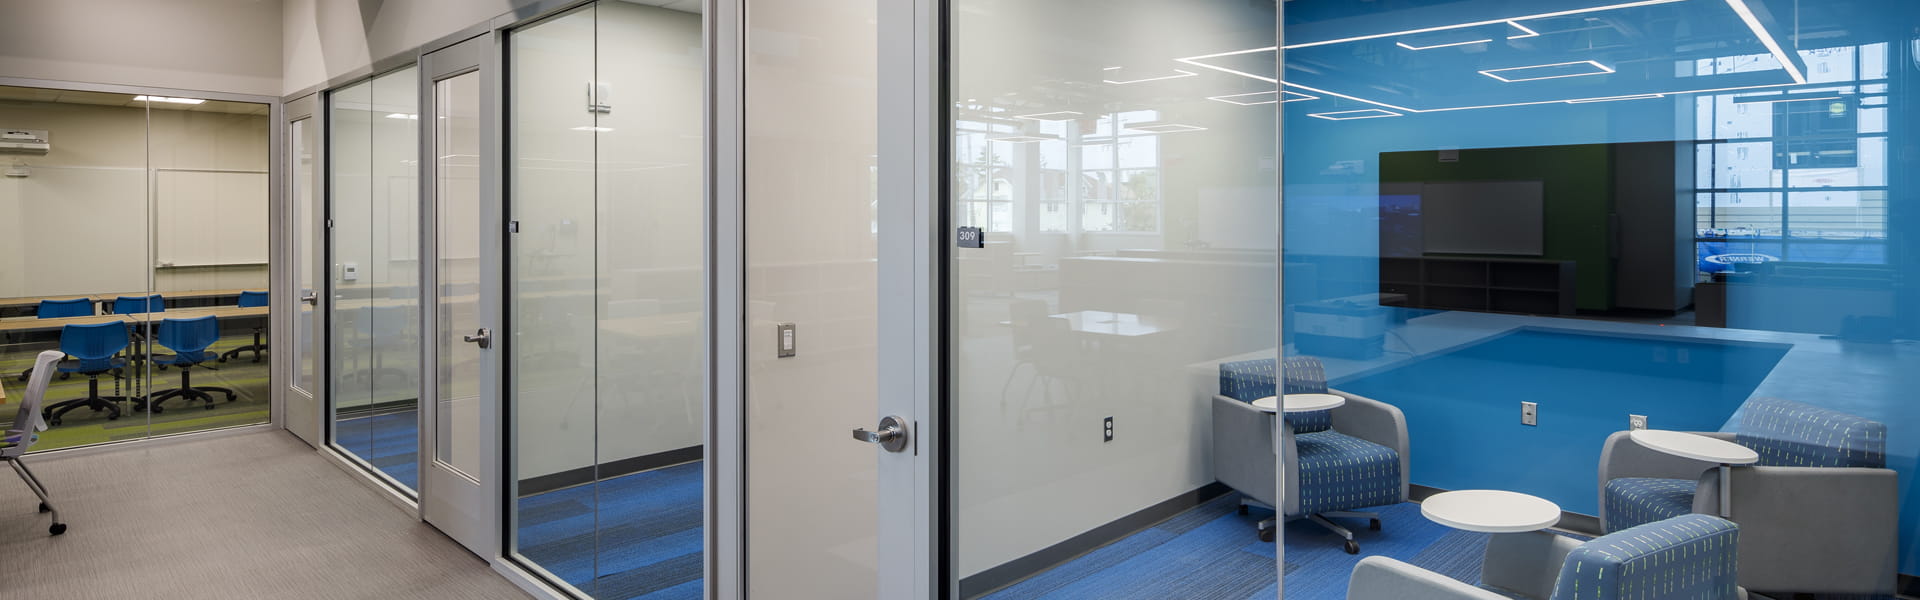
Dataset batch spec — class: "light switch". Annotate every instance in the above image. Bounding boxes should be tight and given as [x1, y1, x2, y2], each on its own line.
[776, 323, 796, 358]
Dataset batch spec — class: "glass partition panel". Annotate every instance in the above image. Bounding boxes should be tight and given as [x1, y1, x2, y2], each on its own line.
[508, 2, 707, 596]
[330, 66, 422, 492]
[1284, 1, 1915, 597]
[293, 116, 319, 395]
[945, 1, 1281, 597]
[434, 70, 483, 481]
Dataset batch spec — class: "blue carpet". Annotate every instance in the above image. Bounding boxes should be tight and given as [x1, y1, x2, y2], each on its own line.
[516, 461, 705, 600]
[335, 411, 420, 490]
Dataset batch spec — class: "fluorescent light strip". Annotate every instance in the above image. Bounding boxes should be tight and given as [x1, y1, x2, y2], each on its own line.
[1102, 69, 1198, 85]
[386, 113, 419, 120]
[1730, 94, 1843, 104]
[132, 95, 205, 105]
[1126, 123, 1208, 133]
[1566, 93, 1666, 103]
[988, 135, 1056, 143]
[1506, 21, 1541, 39]
[570, 126, 614, 132]
[1013, 111, 1083, 121]
[1282, 0, 1687, 50]
[1479, 60, 1615, 83]
[1725, 0, 1807, 84]
[1206, 90, 1314, 106]
[1308, 109, 1403, 121]
[1396, 38, 1494, 51]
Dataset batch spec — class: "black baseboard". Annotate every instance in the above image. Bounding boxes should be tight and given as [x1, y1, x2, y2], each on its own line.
[517, 445, 703, 496]
[958, 483, 1230, 598]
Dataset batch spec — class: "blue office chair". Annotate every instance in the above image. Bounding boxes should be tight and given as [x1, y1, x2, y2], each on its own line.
[43, 321, 133, 426]
[110, 294, 164, 315]
[147, 316, 235, 413]
[15, 298, 96, 382]
[218, 290, 270, 363]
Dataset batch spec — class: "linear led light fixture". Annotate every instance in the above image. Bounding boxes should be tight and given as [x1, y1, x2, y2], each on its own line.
[1480, 60, 1615, 82]
[1308, 109, 1403, 121]
[1396, 37, 1493, 51]
[1731, 93, 1844, 104]
[133, 95, 205, 105]
[1125, 123, 1208, 133]
[1725, 0, 1807, 84]
[386, 113, 419, 120]
[1283, 0, 1686, 50]
[1566, 93, 1666, 103]
[570, 126, 615, 132]
[1206, 90, 1316, 106]
[1102, 67, 1198, 85]
[1013, 111, 1083, 121]
[988, 134, 1058, 143]
[1506, 21, 1541, 39]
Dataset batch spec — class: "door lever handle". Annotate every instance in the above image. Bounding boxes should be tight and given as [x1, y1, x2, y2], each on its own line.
[462, 327, 492, 349]
[300, 291, 318, 305]
[852, 415, 910, 453]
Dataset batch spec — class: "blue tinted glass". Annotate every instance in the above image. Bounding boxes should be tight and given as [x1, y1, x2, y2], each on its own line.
[1286, 0, 1916, 595]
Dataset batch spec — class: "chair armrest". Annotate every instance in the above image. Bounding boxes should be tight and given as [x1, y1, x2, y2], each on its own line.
[1597, 430, 1726, 529]
[1695, 466, 1899, 594]
[1479, 531, 1581, 600]
[1211, 395, 1279, 509]
[1347, 556, 1513, 600]
[1329, 390, 1410, 501]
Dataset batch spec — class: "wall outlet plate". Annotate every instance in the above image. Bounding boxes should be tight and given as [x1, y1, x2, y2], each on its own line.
[1521, 401, 1538, 426]
[1103, 416, 1114, 442]
[1629, 414, 1649, 430]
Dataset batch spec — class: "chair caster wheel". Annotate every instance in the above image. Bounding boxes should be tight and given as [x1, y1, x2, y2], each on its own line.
[49, 523, 66, 536]
[59, 373, 70, 380]
[1344, 540, 1359, 555]
[1238, 505, 1249, 515]
[1369, 519, 1381, 531]
[39, 502, 49, 513]
[106, 414, 118, 421]
[217, 357, 228, 363]
[1258, 528, 1275, 543]
[48, 418, 61, 426]
[151, 406, 164, 414]
[204, 404, 215, 410]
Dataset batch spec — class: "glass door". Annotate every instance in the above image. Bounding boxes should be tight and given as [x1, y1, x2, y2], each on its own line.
[285, 93, 324, 447]
[422, 34, 502, 558]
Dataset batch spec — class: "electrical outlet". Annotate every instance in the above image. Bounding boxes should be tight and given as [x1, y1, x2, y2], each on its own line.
[1103, 417, 1114, 442]
[1521, 401, 1538, 426]
[1630, 414, 1649, 430]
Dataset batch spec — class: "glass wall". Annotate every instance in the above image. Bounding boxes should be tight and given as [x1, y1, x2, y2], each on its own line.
[1283, 0, 1914, 597]
[945, 1, 1282, 597]
[329, 66, 423, 491]
[507, 2, 707, 597]
[0, 85, 273, 452]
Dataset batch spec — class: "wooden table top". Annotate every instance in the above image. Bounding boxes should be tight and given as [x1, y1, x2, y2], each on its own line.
[0, 305, 268, 333]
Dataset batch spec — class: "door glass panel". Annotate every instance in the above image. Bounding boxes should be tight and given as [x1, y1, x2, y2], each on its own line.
[742, 0, 880, 596]
[330, 66, 423, 492]
[1283, 2, 1916, 598]
[508, 3, 707, 597]
[434, 71, 483, 479]
[946, 1, 1280, 597]
[294, 117, 319, 395]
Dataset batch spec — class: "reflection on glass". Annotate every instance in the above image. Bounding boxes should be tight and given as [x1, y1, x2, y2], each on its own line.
[509, 2, 705, 598]
[948, 1, 1280, 598]
[435, 71, 483, 480]
[294, 118, 319, 395]
[0, 85, 271, 451]
[1287, 1, 1913, 598]
[330, 66, 422, 492]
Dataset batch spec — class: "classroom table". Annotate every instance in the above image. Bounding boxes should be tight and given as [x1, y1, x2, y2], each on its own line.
[0, 306, 269, 334]
[0, 289, 258, 314]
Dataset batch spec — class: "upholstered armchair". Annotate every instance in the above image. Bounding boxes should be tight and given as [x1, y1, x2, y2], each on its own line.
[1597, 397, 1897, 595]
[1211, 357, 1409, 553]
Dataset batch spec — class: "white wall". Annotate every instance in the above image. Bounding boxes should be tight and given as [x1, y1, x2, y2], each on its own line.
[282, 0, 546, 95]
[0, 0, 282, 97]
[0, 100, 270, 299]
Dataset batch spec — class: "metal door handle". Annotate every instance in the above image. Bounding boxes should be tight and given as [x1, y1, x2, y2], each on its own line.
[462, 327, 492, 349]
[853, 415, 910, 453]
[300, 291, 318, 305]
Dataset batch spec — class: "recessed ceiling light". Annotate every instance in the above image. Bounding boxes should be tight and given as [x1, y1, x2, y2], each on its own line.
[1308, 109, 1403, 121]
[1479, 60, 1615, 83]
[1013, 111, 1084, 121]
[1102, 69, 1199, 85]
[1566, 93, 1666, 103]
[1126, 123, 1208, 133]
[988, 135, 1058, 143]
[385, 113, 419, 120]
[133, 95, 205, 105]
[1395, 38, 1493, 51]
[1730, 94, 1845, 104]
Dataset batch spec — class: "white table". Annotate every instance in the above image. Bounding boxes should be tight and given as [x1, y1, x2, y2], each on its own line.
[1049, 310, 1163, 337]
[1421, 490, 1562, 534]
[1629, 429, 1758, 518]
[1251, 393, 1346, 414]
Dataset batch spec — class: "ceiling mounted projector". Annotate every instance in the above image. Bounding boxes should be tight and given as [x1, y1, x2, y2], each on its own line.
[0, 129, 50, 154]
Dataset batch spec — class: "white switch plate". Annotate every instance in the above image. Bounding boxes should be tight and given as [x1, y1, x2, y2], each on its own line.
[1521, 401, 1538, 426]
[1630, 414, 1649, 430]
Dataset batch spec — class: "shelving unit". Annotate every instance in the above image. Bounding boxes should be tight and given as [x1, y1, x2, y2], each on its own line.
[1380, 256, 1576, 315]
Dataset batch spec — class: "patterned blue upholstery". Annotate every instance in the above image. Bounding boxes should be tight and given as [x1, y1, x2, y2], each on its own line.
[1550, 514, 1740, 600]
[1294, 430, 1401, 515]
[1603, 477, 1695, 533]
[1218, 357, 1333, 434]
[1735, 397, 1886, 469]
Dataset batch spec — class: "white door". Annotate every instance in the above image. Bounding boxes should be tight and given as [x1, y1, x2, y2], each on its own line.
[420, 34, 502, 557]
[284, 94, 325, 447]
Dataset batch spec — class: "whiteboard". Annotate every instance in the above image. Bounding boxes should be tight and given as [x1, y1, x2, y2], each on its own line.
[154, 170, 270, 267]
[1420, 181, 1544, 256]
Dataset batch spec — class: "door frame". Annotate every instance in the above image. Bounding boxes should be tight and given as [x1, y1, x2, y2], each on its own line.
[418, 32, 505, 560]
